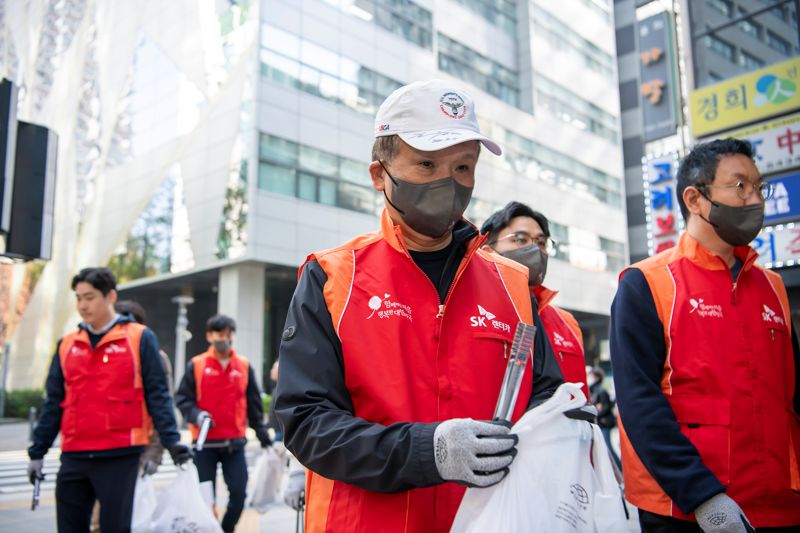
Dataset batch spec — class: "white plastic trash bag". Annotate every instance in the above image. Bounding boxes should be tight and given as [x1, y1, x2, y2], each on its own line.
[451, 383, 629, 533]
[131, 474, 157, 533]
[247, 446, 285, 513]
[151, 462, 223, 533]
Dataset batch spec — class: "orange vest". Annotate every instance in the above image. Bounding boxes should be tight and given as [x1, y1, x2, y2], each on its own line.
[304, 210, 535, 533]
[620, 232, 800, 527]
[533, 286, 588, 398]
[58, 322, 153, 452]
[188, 350, 249, 441]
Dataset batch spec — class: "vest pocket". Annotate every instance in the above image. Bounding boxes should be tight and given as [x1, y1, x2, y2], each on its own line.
[669, 396, 731, 486]
[106, 389, 144, 430]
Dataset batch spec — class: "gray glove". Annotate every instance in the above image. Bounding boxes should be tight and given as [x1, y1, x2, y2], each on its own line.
[695, 493, 755, 533]
[141, 459, 159, 476]
[196, 410, 213, 427]
[284, 469, 305, 510]
[27, 459, 44, 484]
[433, 418, 518, 488]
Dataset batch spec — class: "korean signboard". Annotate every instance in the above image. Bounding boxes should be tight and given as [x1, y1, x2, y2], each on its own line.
[753, 224, 800, 269]
[716, 114, 800, 176]
[689, 57, 800, 138]
[765, 171, 800, 225]
[638, 12, 678, 142]
[643, 152, 682, 256]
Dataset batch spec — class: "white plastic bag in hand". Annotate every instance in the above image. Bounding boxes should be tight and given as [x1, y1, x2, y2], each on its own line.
[247, 446, 284, 513]
[131, 474, 157, 533]
[451, 383, 629, 533]
[151, 463, 223, 533]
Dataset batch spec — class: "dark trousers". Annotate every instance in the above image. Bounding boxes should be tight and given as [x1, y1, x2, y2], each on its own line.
[195, 446, 248, 533]
[639, 509, 800, 533]
[55, 453, 139, 533]
[601, 426, 622, 470]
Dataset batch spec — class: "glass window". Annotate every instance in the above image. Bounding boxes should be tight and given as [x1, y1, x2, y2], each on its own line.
[737, 11, 762, 38]
[337, 182, 375, 214]
[738, 50, 765, 69]
[705, 0, 732, 16]
[319, 178, 337, 206]
[260, 135, 299, 165]
[259, 163, 296, 196]
[766, 30, 792, 55]
[704, 35, 735, 61]
[260, 50, 301, 87]
[300, 145, 339, 175]
[301, 40, 340, 76]
[340, 158, 367, 184]
[298, 173, 318, 201]
[261, 24, 300, 58]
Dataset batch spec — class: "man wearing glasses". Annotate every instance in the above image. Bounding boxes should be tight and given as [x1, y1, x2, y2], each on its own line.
[481, 202, 589, 398]
[610, 138, 800, 532]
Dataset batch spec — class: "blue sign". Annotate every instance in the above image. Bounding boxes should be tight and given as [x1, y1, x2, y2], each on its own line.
[765, 172, 800, 224]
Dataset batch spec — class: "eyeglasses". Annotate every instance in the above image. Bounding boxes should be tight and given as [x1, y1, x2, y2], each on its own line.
[491, 231, 558, 256]
[696, 180, 775, 201]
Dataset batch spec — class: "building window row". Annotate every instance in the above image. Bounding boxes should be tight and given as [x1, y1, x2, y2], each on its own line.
[258, 134, 379, 215]
[438, 33, 520, 107]
[321, 0, 433, 49]
[500, 127, 623, 208]
[704, 0, 798, 56]
[451, 0, 517, 34]
[535, 76, 619, 144]
[578, 0, 612, 22]
[260, 24, 403, 115]
[531, 8, 614, 77]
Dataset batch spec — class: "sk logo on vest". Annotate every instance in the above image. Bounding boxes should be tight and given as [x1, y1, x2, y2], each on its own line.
[688, 298, 723, 318]
[762, 304, 785, 325]
[105, 344, 126, 355]
[469, 305, 511, 332]
[553, 331, 575, 349]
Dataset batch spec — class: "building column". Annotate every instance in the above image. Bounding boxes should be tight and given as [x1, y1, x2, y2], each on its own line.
[218, 262, 266, 387]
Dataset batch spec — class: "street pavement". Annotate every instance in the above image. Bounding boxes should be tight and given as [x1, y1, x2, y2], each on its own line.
[0, 420, 300, 533]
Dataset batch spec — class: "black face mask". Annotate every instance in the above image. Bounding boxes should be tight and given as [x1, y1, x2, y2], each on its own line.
[212, 340, 231, 354]
[699, 192, 765, 247]
[500, 245, 548, 286]
[379, 161, 473, 238]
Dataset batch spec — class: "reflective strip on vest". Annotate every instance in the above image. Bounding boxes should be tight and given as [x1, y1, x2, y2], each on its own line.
[58, 323, 152, 452]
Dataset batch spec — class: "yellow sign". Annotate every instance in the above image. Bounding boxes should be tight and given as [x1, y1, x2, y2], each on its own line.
[689, 57, 800, 138]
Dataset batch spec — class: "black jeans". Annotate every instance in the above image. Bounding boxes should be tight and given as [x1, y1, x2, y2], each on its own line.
[55, 453, 139, 533]
[639, 509, 800, 533]
[195, 446, 248, 533]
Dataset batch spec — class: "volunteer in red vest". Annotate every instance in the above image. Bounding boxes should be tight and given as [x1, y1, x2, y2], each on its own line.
[610, 138, 800, 532]
[175, 314, 272, 533]
[481, 202, 589, 398]
[26, 267, 192, 532]
[274, 79, 563, 532]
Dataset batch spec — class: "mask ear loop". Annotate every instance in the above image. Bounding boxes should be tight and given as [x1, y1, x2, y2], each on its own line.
[694, 184, 720, 229]
[378, 160, 406, 215]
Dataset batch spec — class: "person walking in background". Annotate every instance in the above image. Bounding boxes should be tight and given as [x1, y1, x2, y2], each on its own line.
[27, 267, 192, 533]
[175, 313, 272, 533]
[587, 367, 621, 470]
[481, 202, 588, 397]
[610, 139, 800, 532]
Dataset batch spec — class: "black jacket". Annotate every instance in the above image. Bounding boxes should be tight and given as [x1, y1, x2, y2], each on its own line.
[28, 315, 180, 460]
[274, 222, 564, 493]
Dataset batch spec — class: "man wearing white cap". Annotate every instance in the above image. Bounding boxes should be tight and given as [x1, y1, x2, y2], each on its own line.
[275, 80, 563, 532]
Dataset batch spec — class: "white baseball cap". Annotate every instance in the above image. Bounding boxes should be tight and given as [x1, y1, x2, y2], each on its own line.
[374, 79, 502, 156]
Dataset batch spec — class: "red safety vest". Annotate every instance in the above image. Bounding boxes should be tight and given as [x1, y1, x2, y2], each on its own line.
[58, 322, 153, 452]
[188, 350, 249, 441]
[533, 286, 588, 398]
[303, 210, 535, 533]
[619, 232, 800, 527]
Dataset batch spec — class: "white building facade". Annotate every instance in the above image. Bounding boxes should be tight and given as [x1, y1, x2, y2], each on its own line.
[1, 0, 626, 388]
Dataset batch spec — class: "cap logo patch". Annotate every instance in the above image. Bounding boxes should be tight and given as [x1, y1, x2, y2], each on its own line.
[377, 123, 390, 132]
[439, 92, 467, 119]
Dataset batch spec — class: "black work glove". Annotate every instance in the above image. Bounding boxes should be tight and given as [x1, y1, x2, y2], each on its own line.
[168, 442, 194, 466]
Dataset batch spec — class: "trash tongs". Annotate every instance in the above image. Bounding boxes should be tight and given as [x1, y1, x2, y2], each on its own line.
[31, 476, 41, 511]
[492, 321, 536, 423]
[196, 417, 212, 451]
